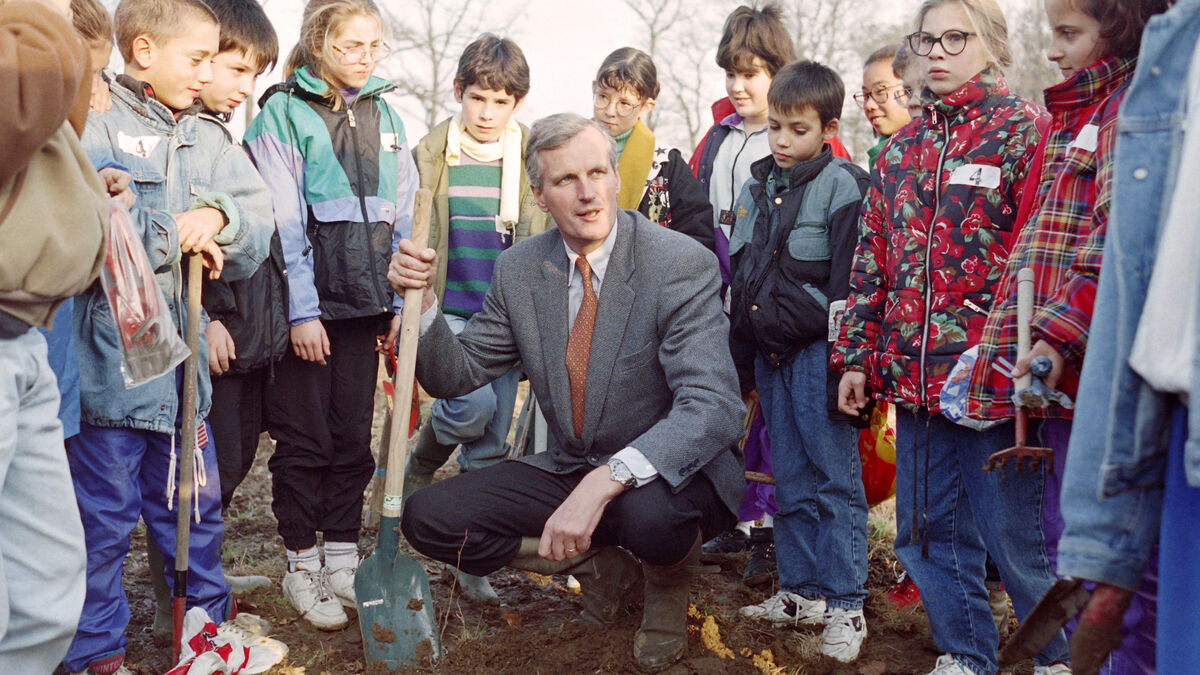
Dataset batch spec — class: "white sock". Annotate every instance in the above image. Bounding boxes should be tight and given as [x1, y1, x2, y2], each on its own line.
[761, 514, 774, 528]
[324, 541, 359, 571]
[735, 521, 753, 536]
[286, 547, 321, 573]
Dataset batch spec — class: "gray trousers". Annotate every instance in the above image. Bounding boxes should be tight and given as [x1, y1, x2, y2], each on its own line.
[0, 330, 86, 671]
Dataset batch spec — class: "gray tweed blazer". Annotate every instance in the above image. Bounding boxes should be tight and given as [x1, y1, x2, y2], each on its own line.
[415, 208, 747, 515]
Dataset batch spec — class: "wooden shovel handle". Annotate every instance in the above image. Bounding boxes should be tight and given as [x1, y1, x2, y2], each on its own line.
[380, 189, 432, 519]
[173, 252, 203, 662]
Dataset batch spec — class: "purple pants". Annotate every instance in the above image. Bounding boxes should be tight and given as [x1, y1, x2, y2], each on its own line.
[1041, 418, 1157, 674]
[738, 405, 777, 521]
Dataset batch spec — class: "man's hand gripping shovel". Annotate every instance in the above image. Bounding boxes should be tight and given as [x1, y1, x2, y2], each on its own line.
[355, 189, 439, 668]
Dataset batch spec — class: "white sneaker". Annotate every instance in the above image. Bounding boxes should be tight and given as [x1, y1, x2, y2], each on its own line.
[1033, 664, 1071, 675]
[325, 565, 357, 609]
[282, 569, 348, 630]
[926, 654, 979, 674]
[217, 613, 288, 674]
[820, 607, 866, 662]
[738, 590, 825, 625]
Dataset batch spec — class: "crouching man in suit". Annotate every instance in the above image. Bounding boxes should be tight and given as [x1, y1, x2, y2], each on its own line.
[388, 112, 746, 672]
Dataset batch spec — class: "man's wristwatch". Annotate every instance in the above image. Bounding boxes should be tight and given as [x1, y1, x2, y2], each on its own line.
[607, 458, 638, 489]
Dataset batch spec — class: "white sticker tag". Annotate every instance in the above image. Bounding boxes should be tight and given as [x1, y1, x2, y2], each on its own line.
[380, 132, 399, 152]
[1069, 124, 1099, 153]
[383, 494, 403, 511]
[117, 131, 161, 159]
[948, 163, 1001, 189]
[828, 299, 846, 342]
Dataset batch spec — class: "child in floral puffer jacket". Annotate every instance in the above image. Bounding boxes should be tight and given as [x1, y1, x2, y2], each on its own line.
[833, 1, 1065, 674]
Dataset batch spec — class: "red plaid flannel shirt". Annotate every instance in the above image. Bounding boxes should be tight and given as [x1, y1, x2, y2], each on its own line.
[966, 56, 1135, 421]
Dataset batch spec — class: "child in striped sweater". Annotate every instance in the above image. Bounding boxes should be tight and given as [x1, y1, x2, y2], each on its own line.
[405, 33, 546, 603]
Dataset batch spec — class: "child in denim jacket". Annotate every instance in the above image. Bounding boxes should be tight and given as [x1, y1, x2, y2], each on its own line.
[63, 0, 273, 672]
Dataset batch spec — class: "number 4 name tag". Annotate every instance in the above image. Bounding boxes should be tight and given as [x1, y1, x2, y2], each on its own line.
[948, 163, 1001, 189]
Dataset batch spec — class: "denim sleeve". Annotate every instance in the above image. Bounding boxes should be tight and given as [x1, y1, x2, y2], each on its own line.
[201, 142, 273, 282]
[1056, 219, 1164, 590]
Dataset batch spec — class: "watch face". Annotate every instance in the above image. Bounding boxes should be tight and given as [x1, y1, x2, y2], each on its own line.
[609, 460, 635, 486]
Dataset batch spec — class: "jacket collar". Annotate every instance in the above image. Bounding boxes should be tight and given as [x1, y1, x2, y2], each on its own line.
[925, 66, 1008, 118]
[749, 144, 833, 191]
[291, 66, 395, 102]
[1043, 55, 1136, 112]
[112, 74, 202, 127]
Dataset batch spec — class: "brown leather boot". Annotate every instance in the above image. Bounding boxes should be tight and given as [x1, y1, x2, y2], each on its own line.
[633, 535, 701, 672]
[508, 538, 642, 624]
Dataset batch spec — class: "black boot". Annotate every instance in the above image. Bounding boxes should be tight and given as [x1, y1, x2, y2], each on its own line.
[634, 535, 700, 672]
[742, 526, 776, 586]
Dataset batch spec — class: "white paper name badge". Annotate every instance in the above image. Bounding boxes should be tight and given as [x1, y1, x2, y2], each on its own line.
[117, 131, 161, 159]
[1070, 124, 1099, 153]
[948, 163, 1001, 189]
[380, 132, 399, 152]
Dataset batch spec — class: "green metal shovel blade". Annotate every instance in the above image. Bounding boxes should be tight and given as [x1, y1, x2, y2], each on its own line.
[356, 515, 439, 669]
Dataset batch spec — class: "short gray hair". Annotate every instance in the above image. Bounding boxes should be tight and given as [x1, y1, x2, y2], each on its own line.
[524, 113, 619, 190]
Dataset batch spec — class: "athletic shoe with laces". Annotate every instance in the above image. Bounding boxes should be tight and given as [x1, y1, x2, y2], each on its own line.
[1033, 664, 1071, 675]
[742, 527, 777, 586]
[217, 612, 288, 674]
[820, 607, 866, 662]
[700, 527, 749, 558]
[926, 654, 979, 674]
[887, 570, 922, 609]
[282, 568, 348, 631]
[325, 565, 357, 609]
[739, 590, 825, 625]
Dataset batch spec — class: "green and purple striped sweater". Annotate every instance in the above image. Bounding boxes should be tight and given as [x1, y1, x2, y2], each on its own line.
[444, 155, 510, 318]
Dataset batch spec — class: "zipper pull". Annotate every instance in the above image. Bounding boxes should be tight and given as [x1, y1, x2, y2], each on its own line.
[347, 108, 357, 128]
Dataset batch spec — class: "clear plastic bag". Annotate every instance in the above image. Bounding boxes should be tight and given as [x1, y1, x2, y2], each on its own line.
[100, 199, 190, 388]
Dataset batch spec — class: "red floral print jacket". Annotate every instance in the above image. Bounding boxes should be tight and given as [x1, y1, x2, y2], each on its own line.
[832, 68, 1048, 412]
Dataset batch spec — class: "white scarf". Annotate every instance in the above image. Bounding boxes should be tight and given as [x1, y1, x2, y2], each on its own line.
[445, 113, 522, 235]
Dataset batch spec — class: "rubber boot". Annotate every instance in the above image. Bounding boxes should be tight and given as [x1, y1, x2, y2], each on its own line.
[508, 537, 642, 624]
[634, 534, 701, 672]
[453, 569, 501, 605]
[147, 539, 172, 647]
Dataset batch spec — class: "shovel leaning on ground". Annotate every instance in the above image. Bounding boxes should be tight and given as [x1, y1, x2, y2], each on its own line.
[356, 188, 439, 668]
[172, 254, 204, 663]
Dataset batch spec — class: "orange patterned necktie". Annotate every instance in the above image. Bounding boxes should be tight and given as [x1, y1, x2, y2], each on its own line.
[566, 256, 598, 438]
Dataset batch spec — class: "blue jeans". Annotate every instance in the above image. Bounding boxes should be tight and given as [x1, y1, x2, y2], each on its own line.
[429, 314, 521, 471]
[0, 330, 86, 672]
[895, 412, 1068, 674]
[63, 421, 231, 671]
[755, 342, 866, 609]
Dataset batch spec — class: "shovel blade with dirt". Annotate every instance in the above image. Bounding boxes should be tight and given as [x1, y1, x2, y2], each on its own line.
[356, 189, 439, 668]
